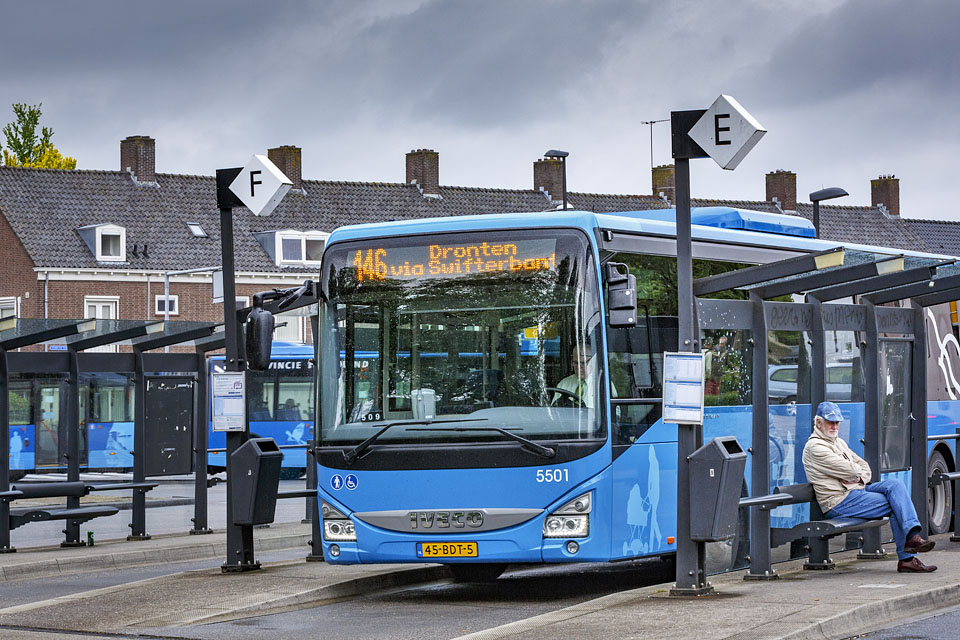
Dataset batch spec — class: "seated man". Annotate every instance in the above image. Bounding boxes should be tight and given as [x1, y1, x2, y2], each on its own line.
[553, 346, 614, 409]
[802, 401, 936, 573]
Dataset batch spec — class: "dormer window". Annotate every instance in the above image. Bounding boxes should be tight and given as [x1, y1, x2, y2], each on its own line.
[77, 224, 127, 262]
[254, 229, 328, 266]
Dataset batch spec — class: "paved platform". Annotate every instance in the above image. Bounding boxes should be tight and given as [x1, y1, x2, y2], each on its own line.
[0, 528, 957, 639]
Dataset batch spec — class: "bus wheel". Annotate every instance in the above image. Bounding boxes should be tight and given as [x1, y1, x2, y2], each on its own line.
[9, 470, 26, 482]
[448, 563, 507, 583]
[927, 450, 952, 534]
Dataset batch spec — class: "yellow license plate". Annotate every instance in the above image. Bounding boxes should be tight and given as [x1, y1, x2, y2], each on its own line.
[416, 542, 478, 558]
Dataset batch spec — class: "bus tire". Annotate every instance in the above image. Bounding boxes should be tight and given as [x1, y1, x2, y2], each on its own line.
[927, 450, 952, 535]
[8, 470, 26, 482]
[448, 563, 507, 583]
[208, 465, 226, 475]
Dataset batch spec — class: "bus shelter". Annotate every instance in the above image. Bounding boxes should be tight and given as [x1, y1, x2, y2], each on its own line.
[0, 318, 221, 550]
[693, 249, 960, 579]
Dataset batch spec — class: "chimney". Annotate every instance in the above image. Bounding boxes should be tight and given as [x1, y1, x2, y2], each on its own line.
[765, 170, 796, 211]
[534, 158, 564, 202]
[405, 149, 439, 196]
[268, 145, 302, 191]
[652, 164, 675, 204]
[871, 174, 900, 216]
[120, 135, 155, 183]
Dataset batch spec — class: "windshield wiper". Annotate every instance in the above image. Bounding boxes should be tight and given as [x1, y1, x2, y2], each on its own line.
[343, 418, 487, 464]
[408, 427, 556, 459]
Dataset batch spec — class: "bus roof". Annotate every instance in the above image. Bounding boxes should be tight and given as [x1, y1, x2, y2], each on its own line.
[324, 207, 959, 262]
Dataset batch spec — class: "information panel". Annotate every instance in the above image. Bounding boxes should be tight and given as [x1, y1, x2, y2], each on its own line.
[662, 352, 705, 424]
[212, 371, 246, 432]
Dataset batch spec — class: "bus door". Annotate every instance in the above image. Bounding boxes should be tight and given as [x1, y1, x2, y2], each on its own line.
[879, 338, 912, 472]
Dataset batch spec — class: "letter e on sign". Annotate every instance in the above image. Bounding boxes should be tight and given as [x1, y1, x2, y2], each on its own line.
[228, 154, 293, 216]
[687, 95, 766, 170]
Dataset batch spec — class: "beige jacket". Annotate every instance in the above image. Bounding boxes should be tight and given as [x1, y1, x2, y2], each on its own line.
[801, 425, 872, 512]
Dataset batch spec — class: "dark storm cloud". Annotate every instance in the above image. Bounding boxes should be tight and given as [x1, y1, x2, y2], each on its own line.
[753, 0, 960, 104]
[318, 0, 655, 127]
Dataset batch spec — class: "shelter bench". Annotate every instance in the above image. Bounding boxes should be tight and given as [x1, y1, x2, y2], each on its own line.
[740, 482, 888, 570]
[1, 481, 158, 534]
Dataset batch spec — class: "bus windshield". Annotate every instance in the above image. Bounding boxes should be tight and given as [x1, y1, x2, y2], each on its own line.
[319, 228, 603, 447]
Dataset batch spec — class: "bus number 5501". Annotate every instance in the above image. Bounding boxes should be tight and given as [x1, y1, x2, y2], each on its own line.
[536, 469, 569, 483]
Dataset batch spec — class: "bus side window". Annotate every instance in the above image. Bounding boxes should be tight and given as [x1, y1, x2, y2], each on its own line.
[607, 322, 664, 446]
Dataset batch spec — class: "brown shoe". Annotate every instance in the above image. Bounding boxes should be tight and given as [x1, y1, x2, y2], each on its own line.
[897, 556, 937, 573]
[904, 534, 935, 553]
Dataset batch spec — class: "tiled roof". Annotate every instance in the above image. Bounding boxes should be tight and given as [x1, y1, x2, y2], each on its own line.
[907, 219, 960, 256]
[792, 203, 928, 253]
[0, 165, 935, 272]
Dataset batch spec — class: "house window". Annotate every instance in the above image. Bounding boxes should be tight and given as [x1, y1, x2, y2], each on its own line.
[186, 222, 207, 237]
[155, 294, 179, 316]
[235, 296, 250, 309]
[0, 297, 17, 319]
[277, 232, 328, 265]
[96, 225, 126, 261]
[84, 296, 119, 353]
[274, 315, 303, 343]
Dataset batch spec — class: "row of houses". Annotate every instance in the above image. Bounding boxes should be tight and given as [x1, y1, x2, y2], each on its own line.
[0, 135, 954, 348]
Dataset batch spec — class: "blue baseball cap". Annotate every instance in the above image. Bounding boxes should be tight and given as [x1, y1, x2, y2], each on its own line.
[816, 401, 843, 422]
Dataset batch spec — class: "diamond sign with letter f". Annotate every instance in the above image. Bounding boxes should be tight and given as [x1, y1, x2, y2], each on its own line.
[228, 154, 292, 217]
[688, 95, 766, 170]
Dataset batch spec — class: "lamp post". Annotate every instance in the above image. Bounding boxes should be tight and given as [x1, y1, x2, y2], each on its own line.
[809, 187, 848, 239]
[544, 149, 569, 210]
[641, 119, 669, 191]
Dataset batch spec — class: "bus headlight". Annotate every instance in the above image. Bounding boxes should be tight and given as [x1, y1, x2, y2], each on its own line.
[543, 492, 592, 538]
[321, 500, 357, 542]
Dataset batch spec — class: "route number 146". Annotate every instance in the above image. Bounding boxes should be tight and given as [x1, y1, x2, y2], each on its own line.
[536, 469, 569, 483]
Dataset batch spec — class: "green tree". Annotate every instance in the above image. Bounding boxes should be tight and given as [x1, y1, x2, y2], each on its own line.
[2, 103, 76, 169]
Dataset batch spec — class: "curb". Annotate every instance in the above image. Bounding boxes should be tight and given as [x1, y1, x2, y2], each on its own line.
[0, 529, 312, 582]
[780, 582, 960, 640]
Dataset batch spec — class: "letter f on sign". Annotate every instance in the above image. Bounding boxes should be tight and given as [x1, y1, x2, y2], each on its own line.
[250, 170, 262, 196]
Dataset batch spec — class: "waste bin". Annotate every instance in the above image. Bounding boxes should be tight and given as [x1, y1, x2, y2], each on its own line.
[230, 437, 283, 525]
[688, 436, 746, 542]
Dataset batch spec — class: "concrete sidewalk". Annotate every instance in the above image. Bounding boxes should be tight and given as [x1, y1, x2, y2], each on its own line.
[0, 528, 958, 639]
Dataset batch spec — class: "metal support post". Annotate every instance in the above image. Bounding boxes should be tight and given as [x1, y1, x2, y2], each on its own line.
[910, 301, 928, 535]
[670, 157, 712, 596]
[191, 349, 212, 535]
[306, 313, 323, 561]
[0, 347, 12, 552]
[952, 426, 960, 542]
[127, 350, 150, 540]
[745, 294, 776, 578]
[218, 193, 258, 572]
[63, 347, 84, 547]
[859, 301, 886, 558]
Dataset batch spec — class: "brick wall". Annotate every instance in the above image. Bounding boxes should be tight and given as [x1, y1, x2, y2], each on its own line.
[406, 149, 439, 196]
[534, 158, 563, 202]
[871, 175, 900, 216]
[0, 214, 41, 318]
[766, 170, 797, 211]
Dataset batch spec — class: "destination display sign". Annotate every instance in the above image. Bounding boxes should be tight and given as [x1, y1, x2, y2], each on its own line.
[349, 239, 558, 282]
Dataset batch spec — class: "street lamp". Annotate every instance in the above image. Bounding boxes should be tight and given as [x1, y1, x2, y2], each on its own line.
[641, 119, 669, 189]
[809, 187, 848, 239]
[544, 149, 569, 210]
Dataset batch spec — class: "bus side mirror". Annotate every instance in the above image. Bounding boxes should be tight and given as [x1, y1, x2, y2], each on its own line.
[605, 262, 637, 328]
[246, 306, 275, 371]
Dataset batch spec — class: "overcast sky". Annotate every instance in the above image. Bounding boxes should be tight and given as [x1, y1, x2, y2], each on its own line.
[2, 0, 957, 218]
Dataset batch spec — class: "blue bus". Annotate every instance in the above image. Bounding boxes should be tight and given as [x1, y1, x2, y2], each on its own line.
[309, 206, 960, 580]
[208, 342, 316, 479]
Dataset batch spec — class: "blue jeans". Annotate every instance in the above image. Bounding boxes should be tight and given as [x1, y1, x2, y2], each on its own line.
[825, 479, 921, 560]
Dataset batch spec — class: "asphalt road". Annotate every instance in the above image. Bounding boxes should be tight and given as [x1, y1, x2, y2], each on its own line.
[150, 558, 675, 640]
[866, 604, 960, 639]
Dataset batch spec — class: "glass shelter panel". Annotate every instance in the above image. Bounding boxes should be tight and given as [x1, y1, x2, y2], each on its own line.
[880, 339, 911, 472]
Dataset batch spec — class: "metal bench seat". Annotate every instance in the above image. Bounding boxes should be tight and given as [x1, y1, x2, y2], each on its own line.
[771, 515, 887, 548]
[9, 505, 120, 531]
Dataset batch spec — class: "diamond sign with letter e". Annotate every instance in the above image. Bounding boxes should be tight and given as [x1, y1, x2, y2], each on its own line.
[687, 95, 766, 170]
[228, 154, 292, 217]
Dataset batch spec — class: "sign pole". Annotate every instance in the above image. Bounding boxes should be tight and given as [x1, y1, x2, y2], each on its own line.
[667, 98, 764, 596]
[216, 168, 259, 572]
